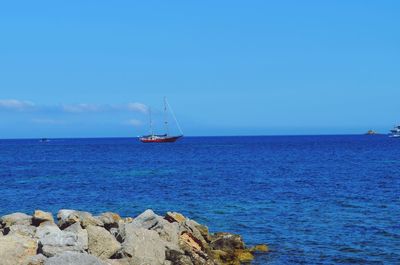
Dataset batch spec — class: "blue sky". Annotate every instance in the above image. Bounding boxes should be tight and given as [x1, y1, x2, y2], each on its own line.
[0, 1, 399, 138]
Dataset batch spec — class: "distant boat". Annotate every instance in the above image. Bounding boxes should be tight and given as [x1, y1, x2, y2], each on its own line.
[365, 130, 377, 135]
[39, 138, 50, 142]
[139, 97, 183, 143]
[389, 125, 400, 138]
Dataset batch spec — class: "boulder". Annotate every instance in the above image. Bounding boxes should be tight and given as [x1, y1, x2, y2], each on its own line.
[86, 225, 121, 259]
[0, 234, 38, 265]
[179, 232, 214, 265]
[33, 210, 55, 226]
[165, 212, 186, 223]
[36, 224, 86, 257]
[210, 232, 245, 251]
[0, 212, 32, 227]
[97, 212, 121, 229]
[209, 233, 253, 264]
[131, 209, 179, 245]
[180, 219, 211, 252]
[122, 225, 167, 265]
[105, 258, 131, 265]
[234, 249, 254, 263]
[166, 248, 193, 265]
[7, 224, 36, 237]
[44, 251, 108, 265]
[57, 210, 79, 229]
[57, 210, 103, 229]
[26, 254, 47, 265]
[250, 244, 269, 252]
[64, 222, 88, 250]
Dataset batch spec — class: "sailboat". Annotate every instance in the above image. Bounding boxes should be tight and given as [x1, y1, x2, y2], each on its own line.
[139, 97, 183, 143]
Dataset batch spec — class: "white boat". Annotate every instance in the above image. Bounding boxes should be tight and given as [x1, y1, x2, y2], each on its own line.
[389, 125, 400, 137]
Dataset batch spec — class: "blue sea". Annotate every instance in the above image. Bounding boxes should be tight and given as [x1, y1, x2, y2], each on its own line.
[0, 135, 399, 264]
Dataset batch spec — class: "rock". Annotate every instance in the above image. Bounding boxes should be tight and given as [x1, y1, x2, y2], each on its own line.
[180, 232, 203, 252]
[179, 231, 214, 265]
[211, 250, 236, 265]
[166, 248, 193, 265]
[210, 232, 245, 251]
[33, 210, 55, 226]
[165, 212, 186, 223]
[124, 217, 134, 223]
[97, 212, 121, 229]
[64, 222, 88, 250]
[57, 210, 79, 229]
[132, 209, 179, 245]
[122, 225, 167, 265]
[250, 244, 269, 252]
[105, 258, 131, 265]
[44, 251, 108, 265]
[75, 211, 104, 228]
[0, 212, 32, 228]
[0, 234, 38, 265]
[86, 225, 121, 259]
[27, 254, 47, 265]
[210, 233, 253, 265]
[234, 249, 254, 262]
[36, 224, 86, 257]
[57, 210, 103, 229]
[180, 219, 211, 252]
[7, 224, 36, 237]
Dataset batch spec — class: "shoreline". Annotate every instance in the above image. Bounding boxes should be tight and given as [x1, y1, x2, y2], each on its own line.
[0, 209, 268, 265]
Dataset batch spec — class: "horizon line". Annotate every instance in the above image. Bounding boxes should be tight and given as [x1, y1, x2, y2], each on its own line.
[0, 133, 389, 140]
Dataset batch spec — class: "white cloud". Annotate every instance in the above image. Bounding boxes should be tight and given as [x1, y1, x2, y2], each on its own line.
[125, 119, 143, 127]
[62, 104, 101, 113]
[0, 99, 149, 115]
[126, 102, 149, 113]
[0, 99, 35, 111]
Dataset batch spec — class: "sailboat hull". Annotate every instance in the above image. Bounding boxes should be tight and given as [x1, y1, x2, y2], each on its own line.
[139, 135, 183, 143]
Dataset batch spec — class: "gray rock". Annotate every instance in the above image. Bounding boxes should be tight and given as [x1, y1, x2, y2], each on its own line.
[44, 251, 108, 265]
[7, 224, 36, 237]
[105, 258, 132, 265]
[86, 225, 121, 259]
[0, 234, 38, 265]
[26, 254, 47, 265]
[131, 209, 179, 245]
[64, 222, 88, 250]
[0, 212, 32, 227]
[57, 209, 104, 229]
[36, 224, 86, 257]
[122, 225, 167, 265]
[57, 210, 103, 229]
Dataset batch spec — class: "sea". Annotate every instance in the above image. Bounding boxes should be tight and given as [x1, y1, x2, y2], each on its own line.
[0, 135, 399, 264]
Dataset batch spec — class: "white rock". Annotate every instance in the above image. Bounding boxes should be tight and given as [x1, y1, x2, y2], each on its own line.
[36, 224, 86, 257]
[44, 251, 108, 265]
[122, 225, 167, 265]
[0, 234, 37, 265]
[86, 225, 121, 259]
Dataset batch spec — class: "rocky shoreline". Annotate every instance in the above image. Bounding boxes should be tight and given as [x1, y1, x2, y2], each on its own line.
[0, 209, 268, 265]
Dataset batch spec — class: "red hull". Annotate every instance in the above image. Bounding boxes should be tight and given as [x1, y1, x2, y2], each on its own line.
[139, 135, 182, 143]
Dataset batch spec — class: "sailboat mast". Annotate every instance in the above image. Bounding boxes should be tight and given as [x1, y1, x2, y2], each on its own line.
[164, 96, 169, 135]
[149, 107, 154, 136]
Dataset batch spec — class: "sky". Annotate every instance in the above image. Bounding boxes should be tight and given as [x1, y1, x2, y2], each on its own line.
[0, 0, 399, 138]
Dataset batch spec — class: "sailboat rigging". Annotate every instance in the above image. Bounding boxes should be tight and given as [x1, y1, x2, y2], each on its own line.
[139, 97, 183, 143]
